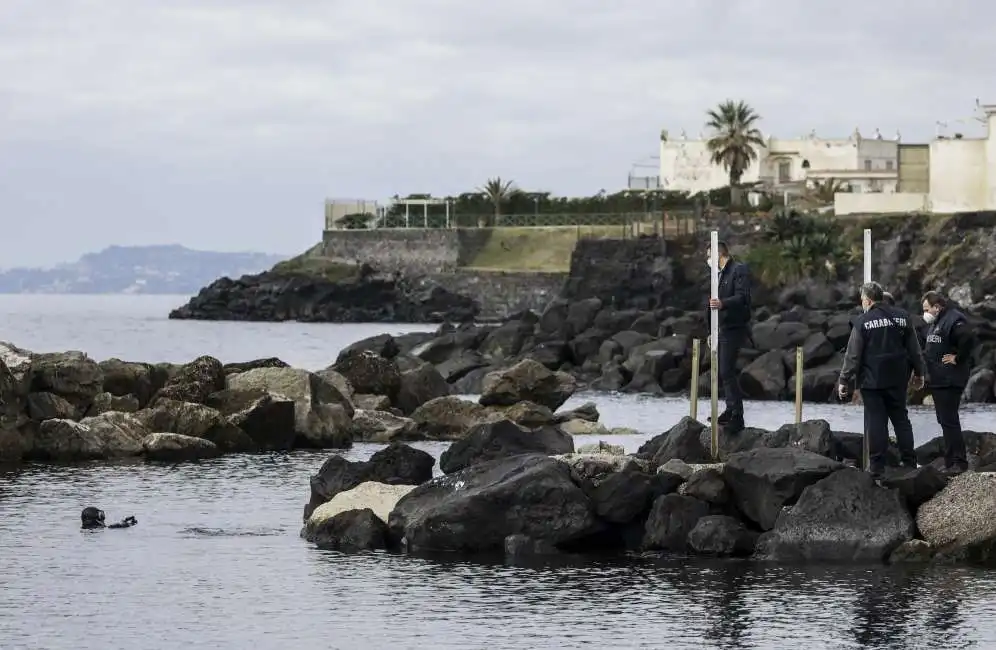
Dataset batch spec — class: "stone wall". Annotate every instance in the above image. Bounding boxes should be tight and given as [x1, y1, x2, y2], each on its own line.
[562, 235, 679, 311]
[321, 228, 494, 274]
[428, 270, 565, 322]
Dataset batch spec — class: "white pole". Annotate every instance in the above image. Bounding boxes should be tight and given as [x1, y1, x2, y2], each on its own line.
[863, 229, 872, 283]
[862, 227, 871, 471]
[710, 230, 720, 458]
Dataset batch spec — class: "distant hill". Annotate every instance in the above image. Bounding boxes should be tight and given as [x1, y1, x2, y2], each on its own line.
[0, 245, 289, 294]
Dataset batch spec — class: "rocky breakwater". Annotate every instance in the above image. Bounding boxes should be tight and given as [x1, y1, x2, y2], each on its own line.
[302, 406, 996, 566]
[168, 260, 477, 323]
[339, 297, 996, 405]
[0, 336, 616, 465]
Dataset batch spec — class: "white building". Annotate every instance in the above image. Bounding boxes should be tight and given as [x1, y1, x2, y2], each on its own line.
[659, 127, 900, 195]
[835, 103, 996, 215]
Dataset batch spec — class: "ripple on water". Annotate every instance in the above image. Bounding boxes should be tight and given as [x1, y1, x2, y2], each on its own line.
[2, 452, 996, 650]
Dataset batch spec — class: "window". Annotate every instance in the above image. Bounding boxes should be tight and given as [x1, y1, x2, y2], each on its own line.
[885, 160, 894, 171]
[864, 159, 872, 171]
[778, 160, 791, 183]
[801, 159, 811, 169]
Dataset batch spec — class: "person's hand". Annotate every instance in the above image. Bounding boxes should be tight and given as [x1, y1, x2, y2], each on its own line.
[942, 354, 957, 365]
[838, 383, 848, 399]
[709, 298, 722, 310]
[912, 375, 924, 390]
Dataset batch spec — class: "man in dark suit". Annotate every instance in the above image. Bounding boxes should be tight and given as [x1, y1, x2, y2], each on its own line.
[708, 240, 753, 435]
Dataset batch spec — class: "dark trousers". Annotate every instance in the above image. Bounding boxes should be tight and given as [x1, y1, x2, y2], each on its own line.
[931, 387, 967, 466]
[718, 328, 747, 415]
[862, 386, 916, 468]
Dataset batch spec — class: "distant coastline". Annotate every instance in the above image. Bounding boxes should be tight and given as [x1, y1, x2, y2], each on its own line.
[0, 244, 287, 295]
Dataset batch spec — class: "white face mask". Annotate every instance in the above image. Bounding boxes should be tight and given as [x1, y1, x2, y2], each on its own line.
[923, 312, 936, 324]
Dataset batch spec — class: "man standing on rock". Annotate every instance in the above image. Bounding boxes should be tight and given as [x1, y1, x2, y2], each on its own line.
[838, 281, 925, 479]
[708, 240, 752, 435]
[921, 291, 972, 475]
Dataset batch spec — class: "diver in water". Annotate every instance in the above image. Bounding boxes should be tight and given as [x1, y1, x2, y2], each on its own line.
[81, 507, 137, 529]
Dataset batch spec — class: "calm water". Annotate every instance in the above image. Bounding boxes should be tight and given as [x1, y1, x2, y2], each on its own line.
[1, 295, 995, 650]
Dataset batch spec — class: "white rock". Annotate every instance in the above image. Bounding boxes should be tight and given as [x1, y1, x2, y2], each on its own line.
[560, 419, 611, 436]
[307, 481, 416, 526]
[917, 472, 996, 550]
[576, 441, 625, 455]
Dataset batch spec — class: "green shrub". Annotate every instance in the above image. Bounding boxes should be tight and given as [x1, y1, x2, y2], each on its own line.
[745, 209, 847, 285]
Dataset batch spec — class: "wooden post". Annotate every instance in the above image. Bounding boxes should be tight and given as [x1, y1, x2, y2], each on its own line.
[690, 339, 701, 420]
[710, 231, 720, 459]
[794, 346, 804, 425]
[863, 228, 872, 470]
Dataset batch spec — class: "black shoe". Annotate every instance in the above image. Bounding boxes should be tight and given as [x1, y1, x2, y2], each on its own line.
[708, 408, 732, 425]
[943, 462, 968, 476]
[869, 465, 885, 481]
[723, 414, 745, 436]
[901, 459, 918, 470]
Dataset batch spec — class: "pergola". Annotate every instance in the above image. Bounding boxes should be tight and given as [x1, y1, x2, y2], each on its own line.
[391, 198, 452, 228]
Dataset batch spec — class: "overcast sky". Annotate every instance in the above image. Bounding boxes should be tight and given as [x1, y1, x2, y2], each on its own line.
[0, 1, 993, 268]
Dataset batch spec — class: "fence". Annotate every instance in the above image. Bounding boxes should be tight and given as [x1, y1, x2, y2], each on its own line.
[324, 199, 381, 230]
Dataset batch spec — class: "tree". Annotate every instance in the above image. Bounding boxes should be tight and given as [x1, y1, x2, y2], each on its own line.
[807, 177, 850, 205]
[705, 100, 766, 193]
[476, 177, 518, 226]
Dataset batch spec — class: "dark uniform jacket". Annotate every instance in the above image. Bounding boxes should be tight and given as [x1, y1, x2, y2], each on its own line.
[716, 259, 752, 331]
[924, 307, 972, 389]
[840, 303, 925, 390]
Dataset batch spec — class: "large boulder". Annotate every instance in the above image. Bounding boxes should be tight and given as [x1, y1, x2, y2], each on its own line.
[395, 363, 450, 415]
[151, 355, 225, 405]
[133, 399, 257, 453]
[410, 396, 494, 440]
[26, 351, 103, 417]
[388, 454, 599, 553]
[30, 412, 148, 461]
[642, 493, 709, 551]
[304, 443, 435, 520]
[637, 417, 711, 466]
[225, 367, 352, 448]
[687, 515, 756, 557]
[306, 508, 390, 551]
[305, 481, 416, 531]
[439, 419, 574, 474]
[723, 448, 843, 530]
[351, 410, 420, 443]
[754, 468, 914, 562]
[88, 392, 140, 416]
[205, 388, 297, 451]
[142, 432, 221, 462]
[26, 392, 77, 421]
[917, 472, 996, 566]
[478, 359, 577, 411]
[332, 351, 401, 402]
[98, 359, 162, 407]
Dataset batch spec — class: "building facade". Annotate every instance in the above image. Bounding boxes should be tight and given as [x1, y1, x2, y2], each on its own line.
[834, 103, 996, 215]
[659, 128, 900, 195]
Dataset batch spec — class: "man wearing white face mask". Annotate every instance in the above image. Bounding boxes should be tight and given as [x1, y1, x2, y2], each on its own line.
[838, 282, 925, 479]
[921, 291, 972, 474]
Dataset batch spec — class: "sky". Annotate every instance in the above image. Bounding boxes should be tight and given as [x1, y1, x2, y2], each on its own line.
[1, 0, 994, 268]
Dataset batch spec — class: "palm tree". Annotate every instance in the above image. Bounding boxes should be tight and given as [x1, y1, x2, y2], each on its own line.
[807, 177, 850, 205]
[476, 177, 517, 227]
[705, 100, 766, 196]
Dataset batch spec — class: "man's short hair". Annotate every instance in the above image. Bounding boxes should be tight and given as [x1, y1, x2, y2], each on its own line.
[717, 240, 730, 256]
[921, 291, 946, 308]
[882, 291, 895, 305]
[861, 281, 884, 303]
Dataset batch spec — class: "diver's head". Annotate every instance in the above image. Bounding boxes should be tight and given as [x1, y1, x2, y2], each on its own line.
[81, 507, 106, 529]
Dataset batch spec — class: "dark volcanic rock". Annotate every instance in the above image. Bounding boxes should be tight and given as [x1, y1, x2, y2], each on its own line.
[439, 419, 574, 474]
[723, 447, 843, 531]
[168, 267, 478, 324]
[306, 508, 390, 551]
[388, 454, 599, 553]
[687, 515, 755, 557]
[755, 468, 914, 562]
[304, 443, 435, 520]
[642, 493, 710, 551]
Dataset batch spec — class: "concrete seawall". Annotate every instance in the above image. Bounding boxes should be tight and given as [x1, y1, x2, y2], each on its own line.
[322, 228, 566, 319]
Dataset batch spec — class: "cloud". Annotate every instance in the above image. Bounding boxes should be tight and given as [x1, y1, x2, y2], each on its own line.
[0, 0, 994, 266]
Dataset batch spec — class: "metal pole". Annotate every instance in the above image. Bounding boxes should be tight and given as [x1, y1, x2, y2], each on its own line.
[690, 339, 701, 420]
[710, 231, 720, 459]
[863, 228, 872, 470]
[794, 346, 804, 425]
